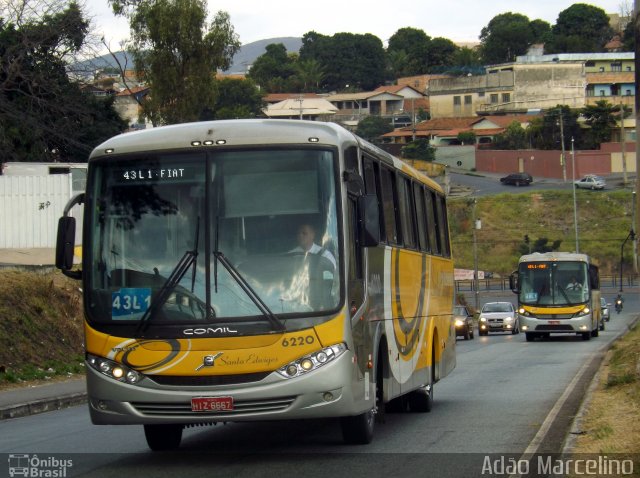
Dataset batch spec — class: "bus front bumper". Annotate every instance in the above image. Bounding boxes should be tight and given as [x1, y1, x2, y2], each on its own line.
[86, 350, 372, 425]
[519, 314, 594, 335]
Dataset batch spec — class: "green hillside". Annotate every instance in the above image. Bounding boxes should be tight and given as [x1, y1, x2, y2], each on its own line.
[448, 189, 636, 276]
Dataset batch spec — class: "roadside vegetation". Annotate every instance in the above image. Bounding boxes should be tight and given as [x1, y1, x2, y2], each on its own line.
[0, 270, 84, 388]
[448, 188, 636, 276]
[569, 321, 640, 457]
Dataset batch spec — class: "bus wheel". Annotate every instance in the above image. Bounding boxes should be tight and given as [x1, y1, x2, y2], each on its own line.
[341, 406, 375, 445]
[591, 327, 599, 338]
[341, 364, 380, 444]
[408, 383, 433, 413]
[144, 424, 183, 451]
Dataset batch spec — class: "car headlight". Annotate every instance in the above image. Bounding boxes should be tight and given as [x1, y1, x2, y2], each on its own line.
[277, 343, 346, 379]
[87, 353, 143, 384]
[454, 319, 465, 327]
[479, 317, 487, 322]
[504, 317, 513, 322]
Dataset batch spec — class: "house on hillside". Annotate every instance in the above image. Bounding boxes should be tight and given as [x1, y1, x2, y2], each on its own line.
[380, 114, 540, 146]
[113, 86, 150, 130]
[262, 97, 338, 120]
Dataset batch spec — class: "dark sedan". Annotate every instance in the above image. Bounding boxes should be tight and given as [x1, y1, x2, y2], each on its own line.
[453, 305, 475, 340]
[500, 172, 533, 186]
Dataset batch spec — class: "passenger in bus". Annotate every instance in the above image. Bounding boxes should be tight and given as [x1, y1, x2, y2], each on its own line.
[291, 223, 336, 269]
[565, 276, 582, 291]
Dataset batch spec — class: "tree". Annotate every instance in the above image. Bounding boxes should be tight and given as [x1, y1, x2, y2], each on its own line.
[0, 0, 126, 163]
[426, 37, 460, 72]
[517, 237, 562, 256]
[479, 12, 537, 64]
[546, 4, 613, 53]
[355, 116, 393, 143]
[402, 139, 435, 161]
[247, 43, 297, 92]
[527, 105, 582, 150]
[294, 59, 325, 92]
[205, 78, 263, 120]
[493, 121, 528, 149]
[581, 100, 622, 148]
[457, 131, 476, 145]
[110, 0, 240, 125]
[300, 31, 386, 91]
[387, 27, 431, 76]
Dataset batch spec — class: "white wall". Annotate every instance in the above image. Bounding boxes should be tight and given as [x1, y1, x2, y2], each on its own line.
[0, 175, 75, 248]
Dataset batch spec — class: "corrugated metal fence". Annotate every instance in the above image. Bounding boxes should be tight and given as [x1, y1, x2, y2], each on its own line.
[0, 175, 75, 248]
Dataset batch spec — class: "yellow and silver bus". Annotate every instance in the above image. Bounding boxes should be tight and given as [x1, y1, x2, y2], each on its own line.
[56, 119, 455, 449]
[510, 252, 601, 342]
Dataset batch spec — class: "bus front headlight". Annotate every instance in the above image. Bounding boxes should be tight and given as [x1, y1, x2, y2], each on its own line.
[277, 343, 347, 379]
[87, 353, 143, 385]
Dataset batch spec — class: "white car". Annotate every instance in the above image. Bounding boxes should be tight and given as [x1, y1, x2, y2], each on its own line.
[478, 301, 519, 335]
[575, 175, 606, 190]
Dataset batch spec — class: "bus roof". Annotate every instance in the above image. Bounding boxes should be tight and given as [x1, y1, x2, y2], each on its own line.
[519, 252, 591, 264]
[90, 119, 442, 193]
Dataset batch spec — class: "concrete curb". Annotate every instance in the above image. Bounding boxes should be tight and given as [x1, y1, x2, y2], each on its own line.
[0, 392, 87, 420]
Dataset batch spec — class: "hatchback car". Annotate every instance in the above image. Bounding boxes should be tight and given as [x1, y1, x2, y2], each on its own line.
[575, 175, 606, 190]
[478, 302, 519, 335]
[500, 172, 532, 186]
[453, 305, 474, 340]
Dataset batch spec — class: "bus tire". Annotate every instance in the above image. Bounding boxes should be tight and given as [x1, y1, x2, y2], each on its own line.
[144, 424, 183, 451]
[591, 326, 599, 338]
[341, 407, 375, 445]
[408, 383, 433, 413]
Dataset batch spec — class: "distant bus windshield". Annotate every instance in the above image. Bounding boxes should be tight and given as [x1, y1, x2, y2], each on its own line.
[518, 261, 590, 306]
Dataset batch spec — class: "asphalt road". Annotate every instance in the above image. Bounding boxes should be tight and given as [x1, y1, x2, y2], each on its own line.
[1, 293, 637, 478]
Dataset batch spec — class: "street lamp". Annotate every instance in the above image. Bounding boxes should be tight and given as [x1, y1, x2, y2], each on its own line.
[619, 229, 636, 292]
[571, 137, 579, 252]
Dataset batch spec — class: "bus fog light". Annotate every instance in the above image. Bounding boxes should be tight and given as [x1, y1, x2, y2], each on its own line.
[323, 392, 334, 402]
[522, 325, 528, 331]
[98, 400, 108, 410]
[579, 325, 588, 330]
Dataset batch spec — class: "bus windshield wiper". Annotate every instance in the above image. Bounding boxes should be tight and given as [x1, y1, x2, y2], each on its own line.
[212, 251, 285, 333]
[136, 217, 200, 337]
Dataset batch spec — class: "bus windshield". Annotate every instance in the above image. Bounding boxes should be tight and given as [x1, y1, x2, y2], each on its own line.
[87, 148, 341, 329]
[518, 261, 589, 306]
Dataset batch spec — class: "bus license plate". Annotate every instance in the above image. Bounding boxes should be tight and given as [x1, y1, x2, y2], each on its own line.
[548, 320, 560, 325]
[191, 396, 233, 412]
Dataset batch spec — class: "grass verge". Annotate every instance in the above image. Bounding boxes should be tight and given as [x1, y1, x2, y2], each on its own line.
[569, 320, 640, 458]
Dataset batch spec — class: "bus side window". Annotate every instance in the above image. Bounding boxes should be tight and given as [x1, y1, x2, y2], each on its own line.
[398, 176, 417, 249]
[347, 196, 364, 311]
[379, 166, 399, 245]
[424, 188, 439, 254]
[412, 183, 429, 252]
[362, 156, 384, 243]
[436, 194, 451, 257]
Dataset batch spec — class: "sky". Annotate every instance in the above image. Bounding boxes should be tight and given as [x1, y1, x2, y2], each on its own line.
[88, 0, 629, 53]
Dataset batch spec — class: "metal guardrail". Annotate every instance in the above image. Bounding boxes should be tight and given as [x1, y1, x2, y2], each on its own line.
[455, 275, 639, 293]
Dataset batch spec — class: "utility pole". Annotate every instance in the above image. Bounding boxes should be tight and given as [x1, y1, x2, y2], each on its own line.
[620, 98, 628, 185]
[632, 0, 640, 273]
[472, 199, 480, 311]
[571, 137, 579, 253]
[559, 112, 567, 182]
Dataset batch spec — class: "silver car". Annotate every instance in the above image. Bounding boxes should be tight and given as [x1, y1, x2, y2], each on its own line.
[478, 301, 519, 335]
[575, 175, 606, 190]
